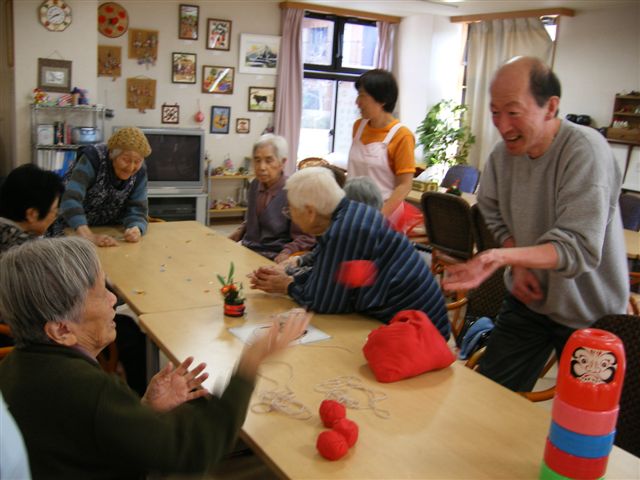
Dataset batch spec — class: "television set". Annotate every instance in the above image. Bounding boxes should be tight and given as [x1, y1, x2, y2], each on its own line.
[113, 126, 205, 193]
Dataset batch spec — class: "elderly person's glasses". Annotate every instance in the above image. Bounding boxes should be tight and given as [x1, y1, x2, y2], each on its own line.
[281, 206, 291, 219]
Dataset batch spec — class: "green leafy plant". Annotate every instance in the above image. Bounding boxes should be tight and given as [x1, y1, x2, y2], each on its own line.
[217, 262, 244, 305]
[416, 99, 475, 167]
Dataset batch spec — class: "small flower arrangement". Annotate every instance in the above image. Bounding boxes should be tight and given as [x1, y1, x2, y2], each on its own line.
[217, 263, 245, 316]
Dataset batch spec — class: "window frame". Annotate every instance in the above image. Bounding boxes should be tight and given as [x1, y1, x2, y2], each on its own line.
[301, 11, 377, 156]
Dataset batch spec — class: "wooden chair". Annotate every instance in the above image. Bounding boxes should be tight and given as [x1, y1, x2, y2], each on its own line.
[297, 157, 329, 169]
[420, 191, 475, 277]
[470, 204, 499, 252]
[441, 165, 480, 194]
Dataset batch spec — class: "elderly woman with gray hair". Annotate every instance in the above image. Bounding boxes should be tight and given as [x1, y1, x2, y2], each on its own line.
[229, 134, 315, 262]
[0, 237, 308, 478]
[250, 167, 450, 339]
[50, 126, 152, 247]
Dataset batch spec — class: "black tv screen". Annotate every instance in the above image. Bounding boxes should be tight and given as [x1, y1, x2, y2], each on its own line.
[115, 127, 205, 191]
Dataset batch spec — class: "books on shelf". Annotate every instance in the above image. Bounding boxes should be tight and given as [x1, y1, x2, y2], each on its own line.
[35, 149, 75, 177]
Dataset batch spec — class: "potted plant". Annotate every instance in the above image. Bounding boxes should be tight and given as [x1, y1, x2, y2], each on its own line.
[415, 99, 475, 181]
[217, 262, 245, 317]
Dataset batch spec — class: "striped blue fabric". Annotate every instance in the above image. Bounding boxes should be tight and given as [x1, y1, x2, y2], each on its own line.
[288, 198, 450, 339]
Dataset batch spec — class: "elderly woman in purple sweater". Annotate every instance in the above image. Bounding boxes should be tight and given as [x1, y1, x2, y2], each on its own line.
[229, 134, 315, 262]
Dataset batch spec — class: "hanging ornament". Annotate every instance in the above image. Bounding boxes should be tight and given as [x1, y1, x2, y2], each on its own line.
[194, 99, 205, 123]
[98, 2, 128, 38]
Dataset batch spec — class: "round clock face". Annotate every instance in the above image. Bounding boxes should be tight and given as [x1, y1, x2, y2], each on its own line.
[98, 2, 129, 38]
[39, 0, 72, 32]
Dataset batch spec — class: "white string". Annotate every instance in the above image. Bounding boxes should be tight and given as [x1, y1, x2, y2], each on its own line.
[250, 361, 312, 420]
[315, 376, 390, 419]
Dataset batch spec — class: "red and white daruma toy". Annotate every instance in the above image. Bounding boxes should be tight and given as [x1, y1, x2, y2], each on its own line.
[556, 328, 625, 412]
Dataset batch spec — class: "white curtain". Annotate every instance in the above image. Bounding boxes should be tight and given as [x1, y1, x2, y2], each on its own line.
[274, 8, 304, 176]
[375, 21, 397, 70]
[466, 17, 553, 170]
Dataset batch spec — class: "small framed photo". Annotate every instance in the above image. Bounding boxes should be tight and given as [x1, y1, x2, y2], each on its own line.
[202, 65, 234, 94]
[236, 118, 250, 134]
[161, 104, 180, 124]
[38, 58, 72, 93]
[210, 106, 230, 134]
[172, 52, 197, 84]
[206, 19, 231, 51]
[248, 86, 276, 112]
[178, 4, 199, 40]
[239, 34, 280, 75]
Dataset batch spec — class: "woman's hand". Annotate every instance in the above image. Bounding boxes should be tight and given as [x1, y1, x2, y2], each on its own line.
[142, 356, 209, 412]
[76, 225, 118, 247]
[248, 266, 293, 294]
[237, 310, 311, 381]
[124, 226, 142, 243]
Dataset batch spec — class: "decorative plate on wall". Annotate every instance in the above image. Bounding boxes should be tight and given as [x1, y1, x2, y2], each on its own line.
[39, 0, 72, 32]
[98, 2, 129, 38]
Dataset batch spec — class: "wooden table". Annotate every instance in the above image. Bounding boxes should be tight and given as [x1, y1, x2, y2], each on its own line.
[94, 221, 271, 316]
[407, 187, 477, 206]
[139, 304, 640, 480]
[626, 228, 640, 259]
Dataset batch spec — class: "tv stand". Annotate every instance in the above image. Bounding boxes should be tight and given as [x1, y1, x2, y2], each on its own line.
[148, 191, 208, 225]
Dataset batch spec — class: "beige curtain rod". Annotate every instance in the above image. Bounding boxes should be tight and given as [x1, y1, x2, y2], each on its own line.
[279, 1, 402, 23]
[451, 8, 574, 23]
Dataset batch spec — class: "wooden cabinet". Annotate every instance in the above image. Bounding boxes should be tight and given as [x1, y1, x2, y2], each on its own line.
[608, 95, 640, 142]
[207, 175, 252, 221]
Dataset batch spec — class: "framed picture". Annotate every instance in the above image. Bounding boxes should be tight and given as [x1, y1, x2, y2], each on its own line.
[161, 104, 180, 124]
[236, 118, 250, 134]
[98, 46, 121, 78]
[248, 86, 276, 112]
[178, 4, 199, 40]
[210, 106, 231, 134]
[128, 29, 158, 65]
[38, 58, 72, 93]
[126, 77, 156, 113]
[239, 34, 280, 75]
[172, 52, 196, 84]
[202, 65, 234, 94]
[206, 19, 231, 51]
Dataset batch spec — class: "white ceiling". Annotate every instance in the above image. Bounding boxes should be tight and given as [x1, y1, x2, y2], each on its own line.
[291, 0, 639, 18]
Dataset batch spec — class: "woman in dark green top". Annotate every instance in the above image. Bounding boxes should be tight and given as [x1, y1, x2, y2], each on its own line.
[0, 237, 308, 479]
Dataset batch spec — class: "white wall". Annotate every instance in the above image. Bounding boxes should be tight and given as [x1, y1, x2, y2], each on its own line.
[97, 1, 280, 169]
[13, 0, 98, 169]
[397, 14, 463, 162]
[554, 4, 640, 128]
[10, 0, 281, 169]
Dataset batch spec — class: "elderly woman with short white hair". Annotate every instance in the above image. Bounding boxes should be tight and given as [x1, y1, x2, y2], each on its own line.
[250, 167, 450, 338]
[0, 237, 308, 478]
[229, 134, 315, 262]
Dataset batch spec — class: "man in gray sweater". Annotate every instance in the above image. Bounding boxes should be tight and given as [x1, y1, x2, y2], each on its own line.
[443, 56, 628, 392]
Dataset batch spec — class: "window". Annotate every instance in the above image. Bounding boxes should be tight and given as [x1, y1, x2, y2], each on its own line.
[299, 12, 377, 167]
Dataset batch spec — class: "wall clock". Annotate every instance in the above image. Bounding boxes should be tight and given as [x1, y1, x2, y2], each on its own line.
[98, 2, 129, 38]
[39, 0, 72, 32]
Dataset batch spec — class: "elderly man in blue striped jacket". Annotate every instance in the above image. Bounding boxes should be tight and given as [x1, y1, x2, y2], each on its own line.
[249, 167, 450, 340]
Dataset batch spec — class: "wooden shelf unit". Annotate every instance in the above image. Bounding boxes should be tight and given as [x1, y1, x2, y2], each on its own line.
[207, 174, 253, 220]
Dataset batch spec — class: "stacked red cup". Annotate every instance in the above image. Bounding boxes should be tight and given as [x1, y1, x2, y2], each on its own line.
[540, 328, 626, 480]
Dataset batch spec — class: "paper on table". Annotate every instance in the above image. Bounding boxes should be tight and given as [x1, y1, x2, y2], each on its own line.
[228, 322, 331, 345]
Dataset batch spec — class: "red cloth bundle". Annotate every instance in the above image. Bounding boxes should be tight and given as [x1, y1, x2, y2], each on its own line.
[363, 310, 455, 383]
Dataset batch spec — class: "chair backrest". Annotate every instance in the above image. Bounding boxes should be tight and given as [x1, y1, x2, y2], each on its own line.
[590, 314, 640, 457]
[619, 193, 640, 231]
[470, 204, 499, 252]
[440, 165, 480, 193]
[465, 267, 507, 320]
[421, 191, 475, 260]
[298, 157, 329, 170]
